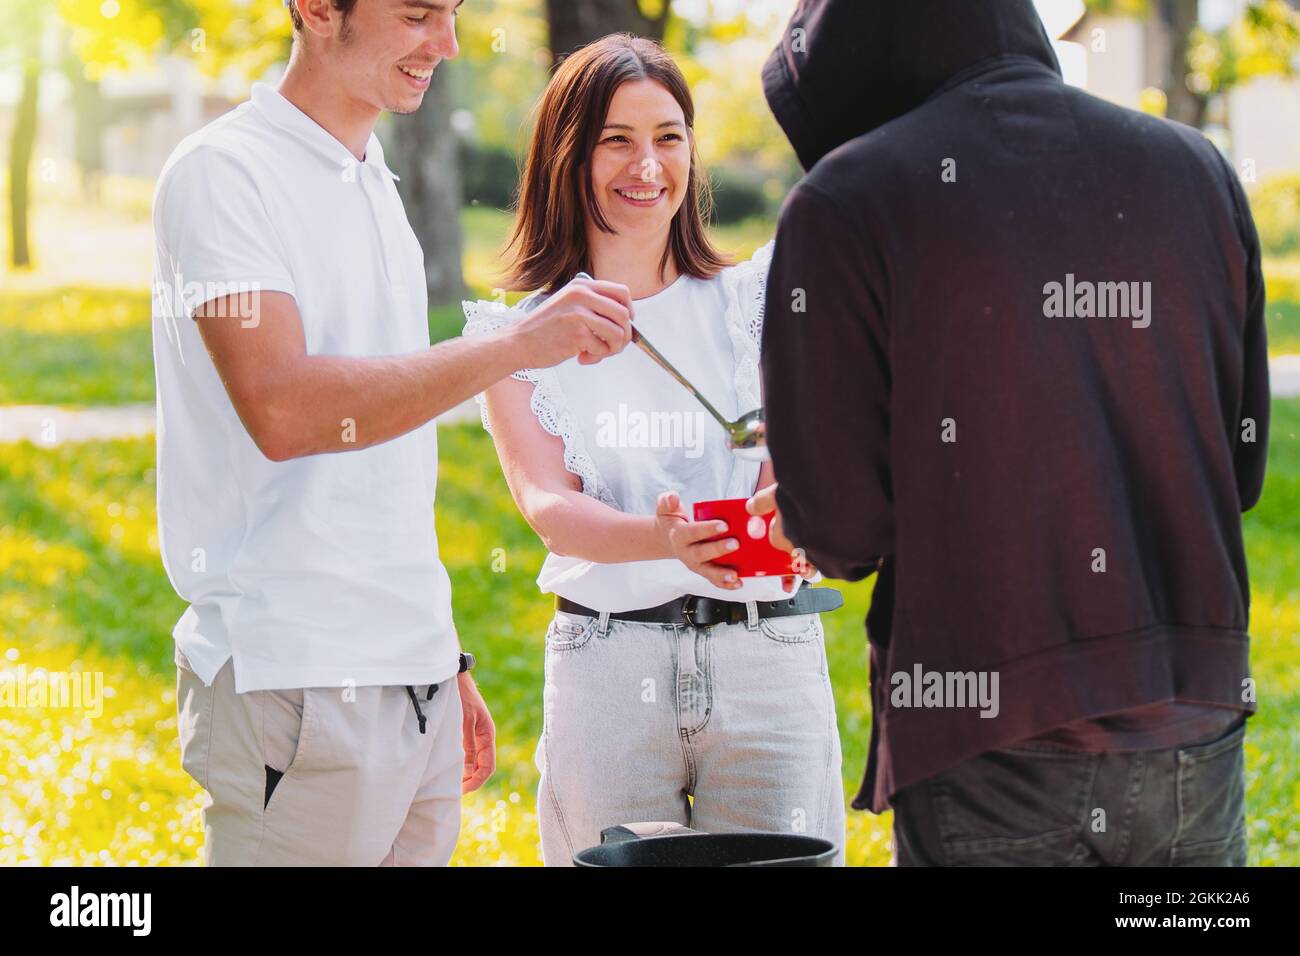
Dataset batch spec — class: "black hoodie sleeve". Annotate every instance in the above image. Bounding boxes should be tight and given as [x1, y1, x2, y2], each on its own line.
[762, 180, 893, 582]
[1220, 155, 1270, 513]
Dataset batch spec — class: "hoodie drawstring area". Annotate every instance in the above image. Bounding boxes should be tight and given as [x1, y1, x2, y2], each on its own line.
[405, 682, 439, 734]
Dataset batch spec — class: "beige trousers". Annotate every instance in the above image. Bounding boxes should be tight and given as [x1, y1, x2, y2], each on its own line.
[175, 648, 463, 866]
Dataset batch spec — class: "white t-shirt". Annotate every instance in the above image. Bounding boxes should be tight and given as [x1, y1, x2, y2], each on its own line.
[151, 82, 459, 693]
[463, 243, 793, 612]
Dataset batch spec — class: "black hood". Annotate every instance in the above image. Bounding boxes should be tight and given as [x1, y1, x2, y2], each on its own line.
[763, 0, 1062, 170]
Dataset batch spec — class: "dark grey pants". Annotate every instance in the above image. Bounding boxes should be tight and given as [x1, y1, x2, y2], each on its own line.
[891, 718, 1248, 866]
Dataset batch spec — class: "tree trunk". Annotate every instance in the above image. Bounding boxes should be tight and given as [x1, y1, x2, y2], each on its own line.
[1160, 0, 1208, 128]
[546, 0, 671, 67]
[8, 63, 40, 269]
[387, 64, 467, 307]
[68, 65, 106, 204]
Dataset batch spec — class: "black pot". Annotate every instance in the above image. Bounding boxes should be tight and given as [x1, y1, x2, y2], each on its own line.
[572, 822, 837, 867]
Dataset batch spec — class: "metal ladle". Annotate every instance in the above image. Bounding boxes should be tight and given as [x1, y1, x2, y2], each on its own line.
[575, 272, 769, 460]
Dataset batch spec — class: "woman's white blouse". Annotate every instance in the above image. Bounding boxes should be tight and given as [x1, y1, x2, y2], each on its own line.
[462, 241, 792, 612]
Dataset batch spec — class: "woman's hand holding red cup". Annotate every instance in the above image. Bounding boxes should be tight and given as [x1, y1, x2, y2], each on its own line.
[655, 490, 744, 590]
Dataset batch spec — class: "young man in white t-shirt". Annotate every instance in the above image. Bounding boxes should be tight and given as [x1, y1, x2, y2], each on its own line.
[153, 0, 633, 865]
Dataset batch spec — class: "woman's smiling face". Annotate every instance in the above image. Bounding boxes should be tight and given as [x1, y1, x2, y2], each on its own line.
[588, 79, 692, 241]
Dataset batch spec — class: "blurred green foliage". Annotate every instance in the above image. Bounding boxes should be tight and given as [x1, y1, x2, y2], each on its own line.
[1255, 173, 1300, 257]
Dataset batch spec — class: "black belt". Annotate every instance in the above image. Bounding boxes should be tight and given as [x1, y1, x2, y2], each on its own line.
[556, 583, 844, 628]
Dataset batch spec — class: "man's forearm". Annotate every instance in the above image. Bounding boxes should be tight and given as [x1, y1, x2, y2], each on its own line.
[254, 329, 524, 460]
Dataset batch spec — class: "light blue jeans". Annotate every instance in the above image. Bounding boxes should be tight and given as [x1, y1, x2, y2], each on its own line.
[535, 603, 847, 866]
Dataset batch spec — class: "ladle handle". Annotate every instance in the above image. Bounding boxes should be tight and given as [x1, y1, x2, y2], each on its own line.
[573, 271, 732, 430]
[631, 332, 732, 429]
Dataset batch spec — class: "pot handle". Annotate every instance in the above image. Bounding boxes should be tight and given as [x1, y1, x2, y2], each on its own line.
[599, 822, 702, 844]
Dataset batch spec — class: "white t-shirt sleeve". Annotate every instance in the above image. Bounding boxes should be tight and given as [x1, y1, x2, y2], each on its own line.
[460, 297, 537, 438]
[155, 146, 297, 318]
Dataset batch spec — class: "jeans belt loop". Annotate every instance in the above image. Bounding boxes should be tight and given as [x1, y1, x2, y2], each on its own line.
[597, 610, 611, 638]
[745, 599, 760, 630]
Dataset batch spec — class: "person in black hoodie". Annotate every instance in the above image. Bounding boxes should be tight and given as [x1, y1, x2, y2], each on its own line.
[751, 0, 1269, 865]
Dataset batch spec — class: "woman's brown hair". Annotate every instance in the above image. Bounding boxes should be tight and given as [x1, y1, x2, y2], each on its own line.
[503, 34, 730, 293]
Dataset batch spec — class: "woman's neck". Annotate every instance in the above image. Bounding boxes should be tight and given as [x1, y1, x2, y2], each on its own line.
[586, 229, 680, 300]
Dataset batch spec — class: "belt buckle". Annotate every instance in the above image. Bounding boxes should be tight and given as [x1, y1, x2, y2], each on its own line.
[682, 595, 700, 628]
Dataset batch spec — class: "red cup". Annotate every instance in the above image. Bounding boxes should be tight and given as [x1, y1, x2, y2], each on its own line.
[693, 497, 794, 578]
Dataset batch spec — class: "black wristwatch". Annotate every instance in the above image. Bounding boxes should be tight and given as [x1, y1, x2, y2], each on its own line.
[458, 652, 475, 674]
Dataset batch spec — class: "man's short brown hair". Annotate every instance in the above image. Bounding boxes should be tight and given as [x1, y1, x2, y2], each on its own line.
[287, 0, 359, 33]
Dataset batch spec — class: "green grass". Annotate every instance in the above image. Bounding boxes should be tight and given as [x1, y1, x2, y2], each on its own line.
[0, 287, 155, 406]
[1, 400, 1297, 865]
[1266, 299, 1300, 355]
[1237, 398, 1300, 865]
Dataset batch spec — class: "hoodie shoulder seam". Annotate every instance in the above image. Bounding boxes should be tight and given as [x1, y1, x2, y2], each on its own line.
[785, 177, 893, 327]
[795, 176, 895, 275]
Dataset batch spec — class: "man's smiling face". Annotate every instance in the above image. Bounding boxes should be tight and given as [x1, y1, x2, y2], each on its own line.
[311, 0, 462, 114]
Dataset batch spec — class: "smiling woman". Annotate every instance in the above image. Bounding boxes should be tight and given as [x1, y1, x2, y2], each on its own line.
[459, 31, 850, 868]
[503, 33, 729, 295]
[590, 81, 692, 253]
